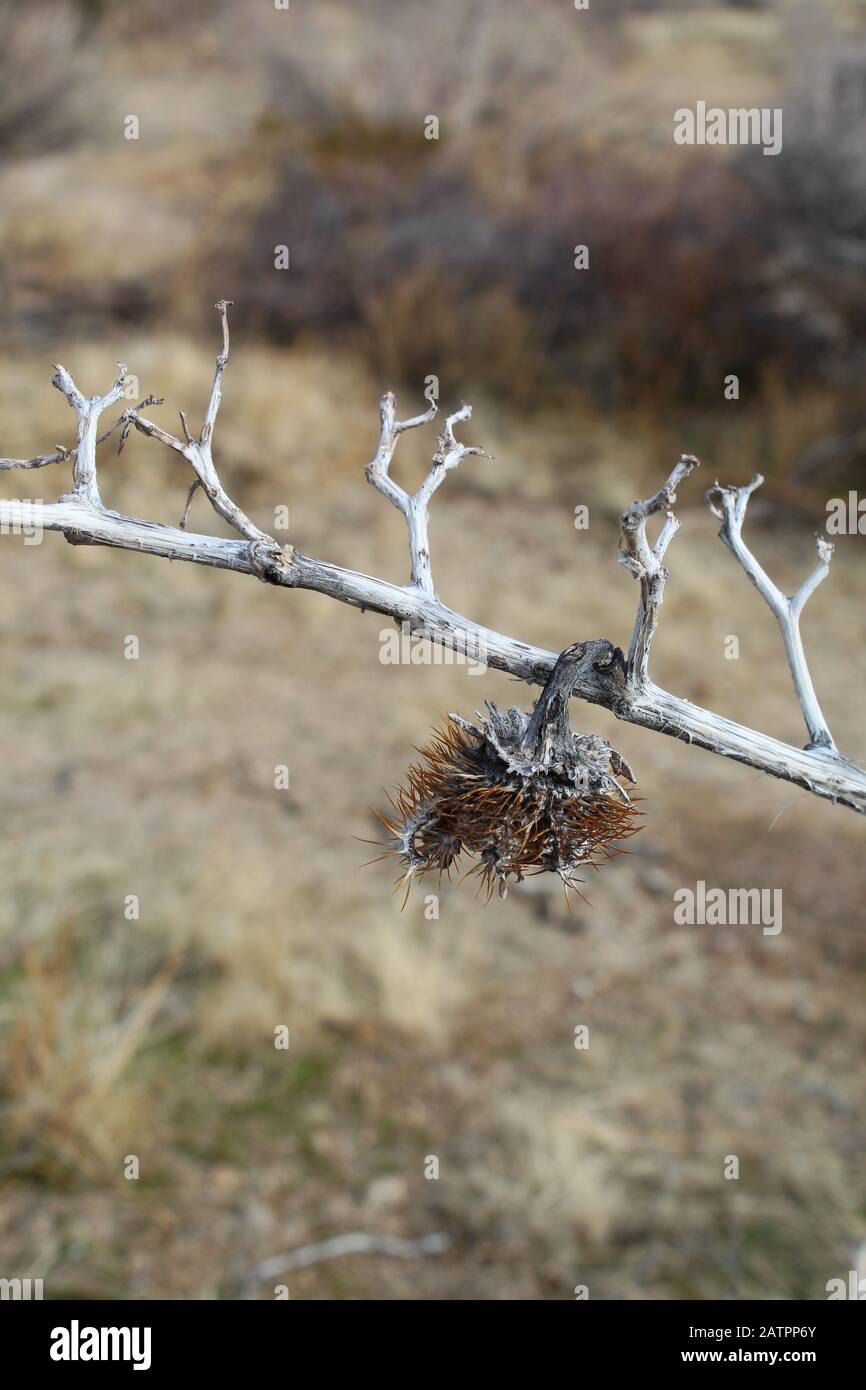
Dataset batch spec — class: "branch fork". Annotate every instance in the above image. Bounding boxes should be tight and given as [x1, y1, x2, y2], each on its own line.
[618, 453, 700, 690]
[706, 476, 835, 750]
[364, 394, 490, 596]
[52, 361, 128, 507]
[2, 303, 292, 585]
[121, 300, 277, 559]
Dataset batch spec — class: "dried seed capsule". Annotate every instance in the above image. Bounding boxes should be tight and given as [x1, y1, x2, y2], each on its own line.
[374, 644, 643, 905]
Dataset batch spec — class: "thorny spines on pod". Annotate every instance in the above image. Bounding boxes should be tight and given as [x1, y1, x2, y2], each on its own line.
[372, 692, 643, 908]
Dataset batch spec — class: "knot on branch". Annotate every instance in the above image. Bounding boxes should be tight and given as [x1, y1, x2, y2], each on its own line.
[249, 538, 294, 585]
[532, 639, 628, 720]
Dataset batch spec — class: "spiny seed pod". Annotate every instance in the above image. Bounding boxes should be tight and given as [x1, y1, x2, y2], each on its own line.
[372, 642, 643, 905]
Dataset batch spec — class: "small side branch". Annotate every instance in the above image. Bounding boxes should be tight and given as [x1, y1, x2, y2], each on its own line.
[0, 444, 73, 471]
[364, 394, 489, 596]
[707, 475, 835, 750]
[0, 393, 162, 472]
[200, 297, 232, 448]
[52, 362, 129, 506]
[125, 301, 273, 551]
[618, 454, 700, 689]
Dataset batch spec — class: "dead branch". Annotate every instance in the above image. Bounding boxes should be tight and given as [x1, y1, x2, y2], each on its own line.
[1, 302, 863, 815]
[236, 1231, 450, 1299]
[706, 476, 835, 750]
[364, 392, 488, 594]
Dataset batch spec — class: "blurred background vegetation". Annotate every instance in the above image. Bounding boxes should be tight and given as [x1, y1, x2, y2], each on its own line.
[0, 0, 864, 1300]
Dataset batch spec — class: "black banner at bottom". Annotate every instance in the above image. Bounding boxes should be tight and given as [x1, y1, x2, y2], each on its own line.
[2, 1297, 863, 1374]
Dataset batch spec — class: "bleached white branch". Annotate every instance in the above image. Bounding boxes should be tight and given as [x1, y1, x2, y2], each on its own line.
[236, 1231, 449, 1298]
[124, 301, 274, 550]
[1, 305, 864, 817]
[51, 360, 129, 507]
[364, 392, 489, 595]
[707, 475, 835, 750]
[618, 453, 700, 689]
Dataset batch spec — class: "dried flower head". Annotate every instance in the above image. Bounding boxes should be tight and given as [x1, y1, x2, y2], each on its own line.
[372, 643, 642, 905]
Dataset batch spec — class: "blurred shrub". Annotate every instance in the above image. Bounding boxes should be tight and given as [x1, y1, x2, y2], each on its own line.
[5, 0, 866, 471]
[0, 1, 93, 158]
[227, 144, 866, 414]
[213, 0, 866, 426]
